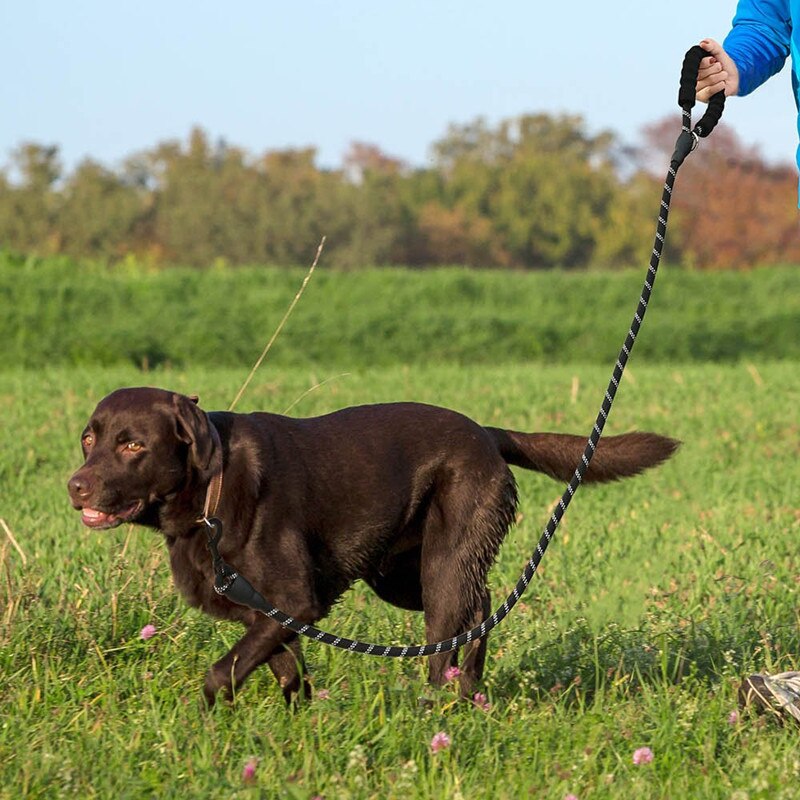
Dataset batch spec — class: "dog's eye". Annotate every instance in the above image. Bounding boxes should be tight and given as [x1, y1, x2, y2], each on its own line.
[123, 441, 144, 453]
[82, 433, 94, 448]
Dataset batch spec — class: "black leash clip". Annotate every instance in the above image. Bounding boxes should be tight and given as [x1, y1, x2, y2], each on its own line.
[202, 516, 266, 609]
[202, 516, 239, 595]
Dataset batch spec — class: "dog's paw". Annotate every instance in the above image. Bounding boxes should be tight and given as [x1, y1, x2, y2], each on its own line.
[203, 665, 237, 708]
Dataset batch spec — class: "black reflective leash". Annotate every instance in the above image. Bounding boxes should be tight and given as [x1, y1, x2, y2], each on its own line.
[203, 46, 725, 657]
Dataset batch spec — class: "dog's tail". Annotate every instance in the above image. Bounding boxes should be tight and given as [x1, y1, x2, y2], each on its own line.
[484, 427, 679, 484]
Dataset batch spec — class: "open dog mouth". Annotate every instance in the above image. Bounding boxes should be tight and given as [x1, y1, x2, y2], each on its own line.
[80, 501, 144, 529]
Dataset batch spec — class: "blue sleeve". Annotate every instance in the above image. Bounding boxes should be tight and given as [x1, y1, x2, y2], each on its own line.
[722, 0, 792, 95]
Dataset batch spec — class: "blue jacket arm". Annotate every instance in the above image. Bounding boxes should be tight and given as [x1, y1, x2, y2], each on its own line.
[723, 0, 792, 95]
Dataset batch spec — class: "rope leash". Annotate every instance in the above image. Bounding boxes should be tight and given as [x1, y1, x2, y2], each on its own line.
[204, 46, 725, 657]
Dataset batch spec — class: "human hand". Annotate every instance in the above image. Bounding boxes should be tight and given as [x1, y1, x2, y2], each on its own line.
[696, 38, 740, 101]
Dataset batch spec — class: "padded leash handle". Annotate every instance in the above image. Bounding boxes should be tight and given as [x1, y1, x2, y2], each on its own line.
[672, 45, 726, 167]
[678, 45, 708, 108]
[678, 44, 727, 133]
[697, 89, 725, 137]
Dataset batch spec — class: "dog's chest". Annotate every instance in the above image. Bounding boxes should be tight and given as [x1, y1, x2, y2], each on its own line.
[166, 535, 245, 621]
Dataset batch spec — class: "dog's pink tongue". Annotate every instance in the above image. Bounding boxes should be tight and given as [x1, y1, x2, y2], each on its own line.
[82, 508, 114, 527]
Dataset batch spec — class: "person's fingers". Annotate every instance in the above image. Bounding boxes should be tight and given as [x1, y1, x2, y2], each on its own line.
[697, 82, 725, 103]
[698, 61, 723, 80]
[699, 37, 725, 56]
[697, 71, 728, 89]
[696, 37, 740, 99]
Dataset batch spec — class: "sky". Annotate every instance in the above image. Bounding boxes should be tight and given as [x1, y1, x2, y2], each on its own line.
[1, 1, 797, 175]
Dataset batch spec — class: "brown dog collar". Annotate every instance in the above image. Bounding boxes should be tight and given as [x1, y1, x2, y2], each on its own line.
[201, 422, 224, 521]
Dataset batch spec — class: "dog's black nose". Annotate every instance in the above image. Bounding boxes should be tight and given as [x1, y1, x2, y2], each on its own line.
[68, 472, 93, 501]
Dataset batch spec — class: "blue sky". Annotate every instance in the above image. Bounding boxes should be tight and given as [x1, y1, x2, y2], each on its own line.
[1, 1, 797, 173]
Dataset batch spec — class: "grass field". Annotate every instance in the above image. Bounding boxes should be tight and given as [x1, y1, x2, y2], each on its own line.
[2, 352, 799, 798]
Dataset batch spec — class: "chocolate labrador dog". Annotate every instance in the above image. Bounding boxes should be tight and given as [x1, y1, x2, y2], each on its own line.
[68, 387, 678, 705]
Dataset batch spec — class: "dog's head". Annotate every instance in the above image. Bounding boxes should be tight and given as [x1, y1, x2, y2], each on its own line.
[67, 387, 216, 529]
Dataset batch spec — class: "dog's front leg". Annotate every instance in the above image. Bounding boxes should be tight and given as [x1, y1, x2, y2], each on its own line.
[203, 617, 298, 707]
[266, 636, 311, 706]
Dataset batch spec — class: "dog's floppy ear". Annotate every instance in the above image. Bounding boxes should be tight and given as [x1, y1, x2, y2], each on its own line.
[172, 392, 215, 472]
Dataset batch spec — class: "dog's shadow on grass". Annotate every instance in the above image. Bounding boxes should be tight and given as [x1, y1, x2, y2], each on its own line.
[485, 614, 800, 704]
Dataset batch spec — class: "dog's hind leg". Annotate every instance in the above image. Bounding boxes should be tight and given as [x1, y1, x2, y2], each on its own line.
[458, 589, 493, 694]
[421, 466, 517, 698]
[422, 579, 492, 698]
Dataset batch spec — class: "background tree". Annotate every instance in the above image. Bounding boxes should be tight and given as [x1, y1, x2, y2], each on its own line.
[58, 159, 145, 260]
[0, 143, 62, 254]
[0, 117, 797, 269]
[419, 113, 657, 268]
[641, 118, 800, 268]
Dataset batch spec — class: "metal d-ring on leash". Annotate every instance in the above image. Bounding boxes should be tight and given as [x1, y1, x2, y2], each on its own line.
[203, 46, 726, 657]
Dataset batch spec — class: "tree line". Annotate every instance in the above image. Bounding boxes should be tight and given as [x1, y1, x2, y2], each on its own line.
[1, 113, 798, 270]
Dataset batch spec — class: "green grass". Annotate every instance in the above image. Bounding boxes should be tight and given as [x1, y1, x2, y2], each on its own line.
[2, 253, 800, 368]
[2, 359, 799, 799]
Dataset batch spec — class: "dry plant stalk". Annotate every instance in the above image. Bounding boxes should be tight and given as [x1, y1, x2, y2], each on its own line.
[1, 541, 17, 635]
[0, 518, 27, 566]
[282, 372, 351, 415]
[228, 237, 326, 412]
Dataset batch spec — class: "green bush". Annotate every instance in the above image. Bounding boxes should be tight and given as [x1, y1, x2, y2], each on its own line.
[2, 252, 798, 368]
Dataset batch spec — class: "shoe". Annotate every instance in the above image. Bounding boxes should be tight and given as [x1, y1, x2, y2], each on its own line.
[738, 671, 800, 726]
